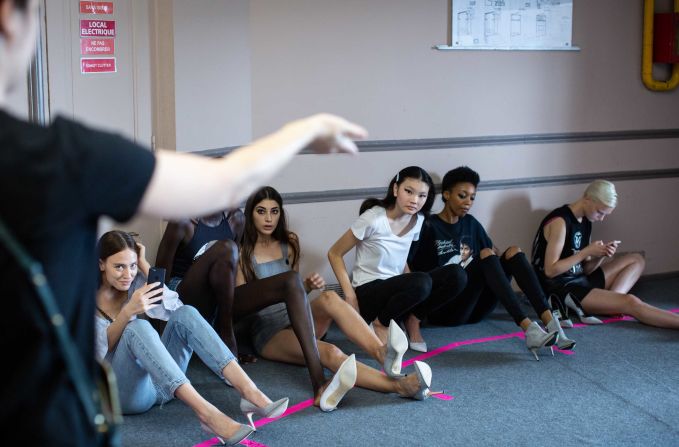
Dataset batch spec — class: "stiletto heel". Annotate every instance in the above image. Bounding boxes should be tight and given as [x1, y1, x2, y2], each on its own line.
[546, 311, 576, 350]
[549, 294, 573, 328]
[319, 354, 357, 412]
[239, 397, 289, 430]
[200, 422, 254, 445]
[412, 361, 432, 400]
[384, 319, 408, 378]
[525, 321, 558, 361]
[564, 294, 603, 325]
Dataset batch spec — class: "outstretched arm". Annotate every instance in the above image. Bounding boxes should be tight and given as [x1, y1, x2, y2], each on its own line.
[139, 114, 367, 220]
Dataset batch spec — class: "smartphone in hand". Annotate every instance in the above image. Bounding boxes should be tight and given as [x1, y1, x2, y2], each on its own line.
[147, 267, 166, 298]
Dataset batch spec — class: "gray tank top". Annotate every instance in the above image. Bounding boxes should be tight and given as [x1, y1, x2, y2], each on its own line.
[251, 242, 291, 319]
[252, 242, 290, 279]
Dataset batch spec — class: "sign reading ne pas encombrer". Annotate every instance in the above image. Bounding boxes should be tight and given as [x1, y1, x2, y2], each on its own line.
[79, 1, 114, 15]
[80, 19, 116, 37]
[81, 38, 114, 55]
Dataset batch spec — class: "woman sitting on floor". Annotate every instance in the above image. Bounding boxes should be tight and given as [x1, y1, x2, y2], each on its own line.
[328, 166, 467, 353]
[95, 231, 288, 445]
[408, 166, 565, 360]
[532, 179, 679, 330]
[235, 186, 433, 410]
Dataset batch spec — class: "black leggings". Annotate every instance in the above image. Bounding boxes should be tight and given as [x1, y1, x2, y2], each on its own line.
[429, 251, 550, 327]
[233, 271, 325, 394]
[356, 264, 467, 325]
[176, 240, 238, 354]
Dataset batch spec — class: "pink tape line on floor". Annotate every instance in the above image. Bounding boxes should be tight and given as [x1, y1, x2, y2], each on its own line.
[194, 308, 679, 446]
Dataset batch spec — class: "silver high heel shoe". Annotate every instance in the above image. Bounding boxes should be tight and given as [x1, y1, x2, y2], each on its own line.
[384, 319, 408, 378]
[549, 294, 573, 328]
[564, 294, 603, 325]
[200, 422, 254, 445]
[319, 354, 357, 412]
[411, 361, 432, 400]
[525, 321, 558, 361]
[546, 312, 576, 350]
[240, 397, 289, 430]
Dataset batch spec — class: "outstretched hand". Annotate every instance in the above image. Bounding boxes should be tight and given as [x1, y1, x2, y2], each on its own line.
[297, 114, 368, 155]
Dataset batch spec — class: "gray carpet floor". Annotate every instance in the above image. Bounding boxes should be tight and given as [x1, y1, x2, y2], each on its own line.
[122, 277, 679, 446]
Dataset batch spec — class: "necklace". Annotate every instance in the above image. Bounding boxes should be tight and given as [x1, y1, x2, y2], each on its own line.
[96, 306, 116, 323]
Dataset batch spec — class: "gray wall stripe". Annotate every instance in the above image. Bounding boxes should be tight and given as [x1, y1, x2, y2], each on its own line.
[196, 128, 679, 158]
[280, 168, 679, 205]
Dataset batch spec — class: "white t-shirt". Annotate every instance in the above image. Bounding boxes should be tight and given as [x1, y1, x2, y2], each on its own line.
[351, 206, 424, 287]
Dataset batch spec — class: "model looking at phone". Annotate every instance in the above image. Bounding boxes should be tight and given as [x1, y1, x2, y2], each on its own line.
[95, 231, 288, 445]
[532, 180, 679, 329]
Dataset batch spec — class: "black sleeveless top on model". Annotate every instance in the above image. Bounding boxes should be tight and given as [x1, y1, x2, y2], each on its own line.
[531, 204, 592, 291]
[171, 214, 234, 278]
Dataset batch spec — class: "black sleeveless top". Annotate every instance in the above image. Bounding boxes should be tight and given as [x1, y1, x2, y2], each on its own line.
[531, 204, 592, 291]
[171, 214, 234, 278]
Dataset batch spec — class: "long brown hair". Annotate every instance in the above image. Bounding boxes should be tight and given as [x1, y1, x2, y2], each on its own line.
[239, 186, 299, 283]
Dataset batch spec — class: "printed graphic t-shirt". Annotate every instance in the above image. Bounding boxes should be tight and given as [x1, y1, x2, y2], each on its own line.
[409, 214, 493, 272]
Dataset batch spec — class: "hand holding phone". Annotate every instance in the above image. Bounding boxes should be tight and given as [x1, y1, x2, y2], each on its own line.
[147, 267, 166, 298]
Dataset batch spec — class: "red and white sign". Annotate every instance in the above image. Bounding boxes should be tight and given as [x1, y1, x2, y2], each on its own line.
[80, 1, 114, 15]
[81, 57, 117, 74]
[80, 38, 114, 55]
[80, 20, 116, 37]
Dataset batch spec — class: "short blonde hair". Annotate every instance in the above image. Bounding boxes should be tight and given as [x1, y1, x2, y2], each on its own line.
[584, 180, 618, 208]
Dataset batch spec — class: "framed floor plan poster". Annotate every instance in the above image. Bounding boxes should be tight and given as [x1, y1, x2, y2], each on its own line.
[451, 0, 575, 50]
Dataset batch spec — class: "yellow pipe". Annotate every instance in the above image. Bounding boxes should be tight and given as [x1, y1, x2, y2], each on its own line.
[642, 0, 679, 91]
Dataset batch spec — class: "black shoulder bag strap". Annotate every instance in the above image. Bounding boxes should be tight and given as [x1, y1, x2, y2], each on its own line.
[0, 218, 120, 445]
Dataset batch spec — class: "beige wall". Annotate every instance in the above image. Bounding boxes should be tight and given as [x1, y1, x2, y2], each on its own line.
[42, 0, 679, 278]
[173, 0, 252, 151]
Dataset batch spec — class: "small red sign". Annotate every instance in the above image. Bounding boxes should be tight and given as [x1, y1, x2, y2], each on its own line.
[81, 57, 117, 74]
[80, 19, 116, 37]
[80, 1, 114, 15]
[81, 38, 114, 55]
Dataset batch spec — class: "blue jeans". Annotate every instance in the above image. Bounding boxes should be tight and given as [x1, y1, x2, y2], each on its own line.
[108, 305, 235, 414]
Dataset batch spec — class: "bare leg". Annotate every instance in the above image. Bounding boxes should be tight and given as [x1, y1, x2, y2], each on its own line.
[174, 383, 244, 439]
[371, 318, 389, 344]
[261, 329, 420, 397]
[404, 313, 424, 343]
[311, 291, 385, 364]
[602, 253, 645, 294]
[221, 361, 271, 408]
[581, 288, 679, 329]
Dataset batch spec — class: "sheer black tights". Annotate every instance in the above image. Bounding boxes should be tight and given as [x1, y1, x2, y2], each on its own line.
[233, 271, 325, 393]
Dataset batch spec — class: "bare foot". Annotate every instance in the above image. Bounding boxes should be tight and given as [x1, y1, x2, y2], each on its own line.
[372, 318, 388, 344]
[405, 313, 424, 343]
